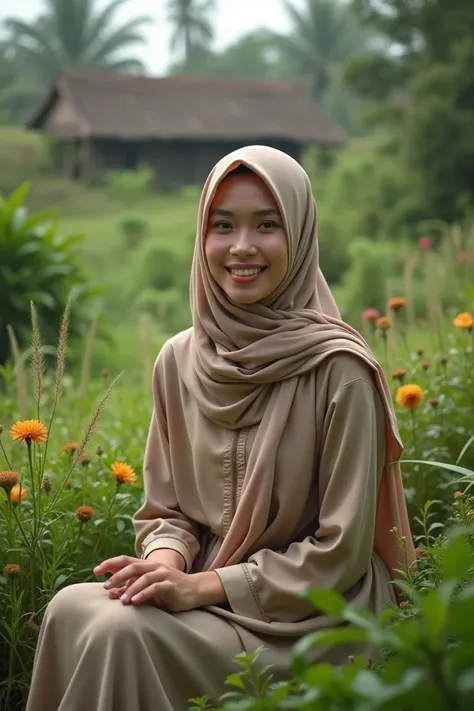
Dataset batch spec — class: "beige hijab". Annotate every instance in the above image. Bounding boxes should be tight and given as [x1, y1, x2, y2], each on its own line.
[175, 145, 414, 583]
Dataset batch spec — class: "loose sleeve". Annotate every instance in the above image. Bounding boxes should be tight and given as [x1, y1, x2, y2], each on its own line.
[133, 345, 200, 572]
[214, 376, 386, 623]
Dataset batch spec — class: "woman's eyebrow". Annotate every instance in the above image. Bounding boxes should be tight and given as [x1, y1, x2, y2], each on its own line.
[209, 208, 281, 217]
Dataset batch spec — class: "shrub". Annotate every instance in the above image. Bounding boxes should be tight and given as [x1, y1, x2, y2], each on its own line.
[0, 183, 97, 366]
[104, 164, 154, 203]
[119, 216, 148, 250]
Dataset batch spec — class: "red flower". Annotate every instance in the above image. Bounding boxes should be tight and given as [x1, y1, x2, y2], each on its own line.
[419, 236, 432, 250]
[362, 308, 381, 322]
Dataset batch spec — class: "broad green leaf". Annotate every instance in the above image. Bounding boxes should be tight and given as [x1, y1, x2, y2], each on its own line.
[304, 587, 347, 616]
[442, 533, 473, 579]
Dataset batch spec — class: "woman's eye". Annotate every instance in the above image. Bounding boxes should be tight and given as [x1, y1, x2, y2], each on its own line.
[259, 221, 279, 230]
[214, 221, 232, 230]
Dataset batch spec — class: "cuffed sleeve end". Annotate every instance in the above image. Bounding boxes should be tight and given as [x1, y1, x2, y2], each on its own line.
[215, 564, 269, 622]
[141, 537, 193, 573]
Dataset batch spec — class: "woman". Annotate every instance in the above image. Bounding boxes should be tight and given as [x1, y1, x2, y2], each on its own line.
[26, 146, 414, 711]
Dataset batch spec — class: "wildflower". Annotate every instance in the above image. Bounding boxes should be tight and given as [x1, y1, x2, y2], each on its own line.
[41, 473, 52, 494]
[362, 308, 381, 322]
[0, 470, 20, 492]
[399, 601, 411, 609]
[416, 348, 424, 356]
[75, 505, 95, 523]
[3, 563, 21, 577]
[65, 481, 72, 490]
[62, 442, 80, 454]
[421, 360, 431, 371]
[453, 312, 473, 331]
[418, 236, 432, 251]
[458, 252, 469, 265]
[9, 485, 27, 503]
[415, 548, 428, 558]
[396, 384, 424, 410]
[392, 369, 407, 382]
[387, 297, 407, 313]
[10, 419, 47, 444]
[96, 445, 104, 457]
[376, 316, 391, 331]
[25, 615, 40, 638]
[454, 491, 464, 499]
[429, 397, 439, 408]
[111, 462, 136, 486]
[79, 455, 92, 467]
[100, 369, 110, 378]
[440, 355, 449, 365]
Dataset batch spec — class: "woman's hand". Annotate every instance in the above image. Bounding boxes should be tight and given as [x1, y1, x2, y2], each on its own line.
[93, 555, 227, 611]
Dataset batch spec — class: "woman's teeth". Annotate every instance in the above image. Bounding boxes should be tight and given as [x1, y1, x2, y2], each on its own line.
[229, 268, 264, 276]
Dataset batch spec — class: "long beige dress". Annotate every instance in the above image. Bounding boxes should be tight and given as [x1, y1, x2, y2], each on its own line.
[25, 345, 395, 711]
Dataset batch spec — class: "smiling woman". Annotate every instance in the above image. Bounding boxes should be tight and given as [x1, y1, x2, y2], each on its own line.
[205, 165, 289, 304]
[25, 145, 415, 711]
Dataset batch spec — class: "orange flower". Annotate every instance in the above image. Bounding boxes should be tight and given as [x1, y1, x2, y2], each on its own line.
[3, 563, 21, 576]
[0, 470, 20, 492]
[453, 312, 473, 330]
[396, 384, 424, 411]
[76, 505, 95, 523]
[10, 485, 27, 503]
[62, 442, 80, 454]
[421, 360, 431, 371]
[111, 462, 136, 485]
[387, 297, 407, 312]
[10, 420, 47, 444]
[392, 369, 407, 382]
[78, 455, 92, 467]
[376, 316, 391, 331]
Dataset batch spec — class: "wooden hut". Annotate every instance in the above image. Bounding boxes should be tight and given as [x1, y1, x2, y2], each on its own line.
[27, 69, 346, 188]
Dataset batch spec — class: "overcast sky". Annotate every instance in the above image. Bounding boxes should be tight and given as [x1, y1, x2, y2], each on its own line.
[0, 0, 295, 74]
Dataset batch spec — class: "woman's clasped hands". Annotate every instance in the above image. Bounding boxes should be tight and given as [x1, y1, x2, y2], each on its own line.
[93, 551, 227, 612]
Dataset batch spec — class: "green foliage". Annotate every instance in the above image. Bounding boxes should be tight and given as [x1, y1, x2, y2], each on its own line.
[191, 526, 474, 710]
[119, 215, 149, 250]
[104, 165, 155, 203]
[0, 183, 96, 366]
[166, 0, 216, 64]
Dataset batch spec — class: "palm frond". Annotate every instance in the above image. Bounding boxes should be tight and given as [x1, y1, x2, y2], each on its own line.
[85, 26, 148, 67]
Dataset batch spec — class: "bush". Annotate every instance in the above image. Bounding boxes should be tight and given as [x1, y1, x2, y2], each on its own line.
[119, 216, 149, 250]
[0, 183, 97, 366]
[104, 164, 154, 203]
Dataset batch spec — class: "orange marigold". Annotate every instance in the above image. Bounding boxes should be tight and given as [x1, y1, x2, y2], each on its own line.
[10, 419, 47, 444]
[76, 505, 95, 523]
[387, 297, 407, 312]
[376, 316, 391, 331]
[396, 384, 424, 411]
[453, 312, 473, 330]
[0, 470, 20, 491]
[9, 485, 27, 503]
[62, 442, 80, 454]
[3, 563, 21, 576]
[111, 462, 136, 485]
[392, 369, 407, 381]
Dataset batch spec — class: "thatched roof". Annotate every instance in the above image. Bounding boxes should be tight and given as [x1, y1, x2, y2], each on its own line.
[27, 69, 346, 146]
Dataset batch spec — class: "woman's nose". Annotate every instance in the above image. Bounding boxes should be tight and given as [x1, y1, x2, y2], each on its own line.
[229, 229, 257, 255]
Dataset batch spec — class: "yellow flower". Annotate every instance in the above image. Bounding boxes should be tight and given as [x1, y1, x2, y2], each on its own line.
[10, 419, 48, 444]
[75, 505, 95, 523]
[387, 297, 407, 312]
[453, 312, 473, 330]
[0, 470, 20, 492]
[111, 462, 136, 485]
[3, 563, 21, 577]
[62, 442, 80, 454]
[10, 485, 27, 503]
[376, 316, 391, 331]
[396, 384, 424, 411]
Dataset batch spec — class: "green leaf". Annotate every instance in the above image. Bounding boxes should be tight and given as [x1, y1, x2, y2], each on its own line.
[292, 627, 368, 676]
[304, 587, 347, 616]
[419, 590, 447, 649]
[442, 533, 473, 579]
[4, 182, 30, 221]
[225, 673, 246, 690]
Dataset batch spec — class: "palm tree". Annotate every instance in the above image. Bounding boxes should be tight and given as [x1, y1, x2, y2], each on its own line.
[166, 0, 216, 64]
[4, 0, 152, 85]
[272, 0, 372, 101]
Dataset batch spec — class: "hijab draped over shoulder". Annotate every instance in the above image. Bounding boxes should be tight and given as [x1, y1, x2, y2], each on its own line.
[173, 145, 415, 582]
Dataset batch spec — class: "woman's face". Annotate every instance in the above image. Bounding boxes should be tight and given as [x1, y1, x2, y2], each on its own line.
[205, 171, 289, 304]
